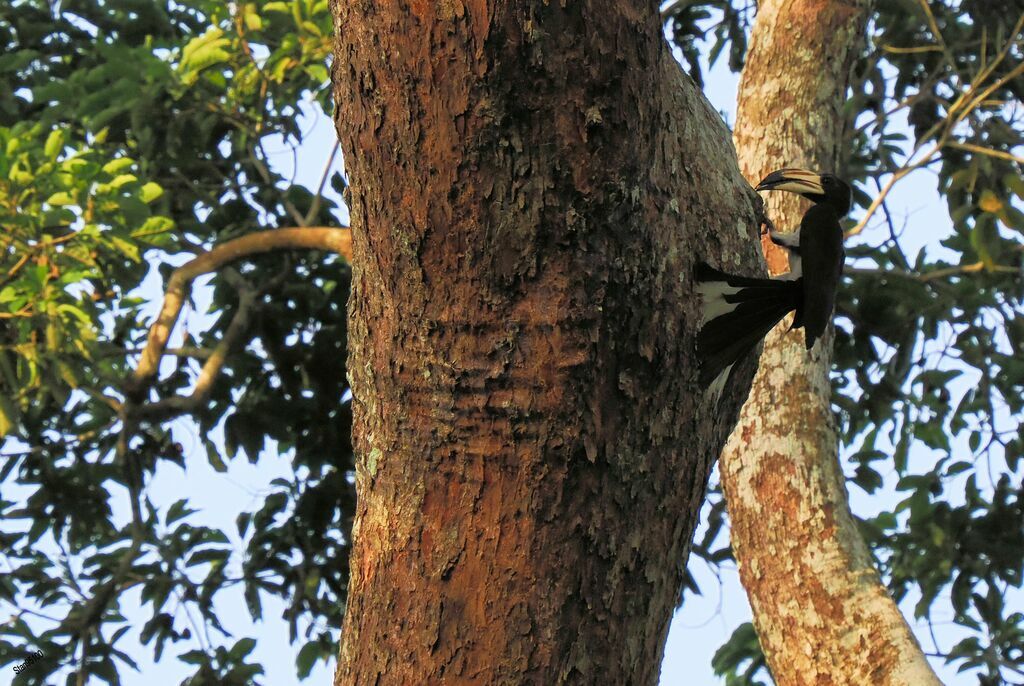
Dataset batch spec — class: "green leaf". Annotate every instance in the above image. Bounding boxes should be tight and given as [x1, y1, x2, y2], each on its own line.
[243, 583, 262, 621]
[295, 640, 321, 679]
[0, 394, 20, 437]
[108, 173, 139, 190]
[179, 28, 231, 76]
[45, 191, 76, 206]
[998, 204, 1024, 232]
[101, 157, 135, 175]
[236, 512, 252, 538]
[305, 63, 329, 83]
[229, 638, 257, 660]
[166, 499, 195, 524]
[300, 20, 323, 36]
[179, 649, 208, 666]
[43, 129, 66, 159]
[139, 182, 163, 203]
[56, 304, 92, 326]
[132, 216, 174, 240]
[1005, 172, 1024, 199]
[243, 8, 263, 31]
[207, 449, 228, 473]
[107, 236, 141, 262]
[186, 548, 229, 567]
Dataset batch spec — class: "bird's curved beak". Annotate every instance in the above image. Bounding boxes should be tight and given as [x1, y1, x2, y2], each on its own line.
[755, 168, 824, 195]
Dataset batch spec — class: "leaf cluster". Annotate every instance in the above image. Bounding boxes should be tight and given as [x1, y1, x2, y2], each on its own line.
[669, 1, 1024, 683]
[0, 1, 352, 683]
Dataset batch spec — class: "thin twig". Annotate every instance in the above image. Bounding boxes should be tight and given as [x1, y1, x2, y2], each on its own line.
[876, 176, 910, 269]
[945, 141, 1024, 165]
[133, 285, 258, 421]
[881, 45, 943, 54]
[848, 262, 1019, 282]
[303, 141, 341, 226]
[250, 143, 306, 226]
[846, 145, 943, 237]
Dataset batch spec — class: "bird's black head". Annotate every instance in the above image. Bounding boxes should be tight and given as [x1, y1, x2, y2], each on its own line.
[755, 168, 852, 216]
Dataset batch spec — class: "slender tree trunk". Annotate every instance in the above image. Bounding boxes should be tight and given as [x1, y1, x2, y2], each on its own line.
[330, 2, 765, 683]
[722, 0, 943, 684]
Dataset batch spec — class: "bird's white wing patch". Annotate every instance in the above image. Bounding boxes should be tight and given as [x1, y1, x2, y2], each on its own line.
[697, 281, 742, 323]
[769, 230, 800, 249]
[769, 231, 802, 278]
[705, 362, 734, 400]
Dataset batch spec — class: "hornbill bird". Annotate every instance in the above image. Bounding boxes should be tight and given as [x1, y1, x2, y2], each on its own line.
[696, 168, 852, 390]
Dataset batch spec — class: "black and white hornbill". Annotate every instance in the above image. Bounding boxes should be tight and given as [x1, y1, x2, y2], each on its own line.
[696, 168, 851, 390]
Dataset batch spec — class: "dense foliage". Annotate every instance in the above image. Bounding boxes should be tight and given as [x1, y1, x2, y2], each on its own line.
[0, 1, 352, 683]
[0, 0, 1020, 684]
[665, 1, 1024, 684]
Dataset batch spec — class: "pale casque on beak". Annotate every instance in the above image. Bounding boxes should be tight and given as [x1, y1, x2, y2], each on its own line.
[754, 167, 825, 196]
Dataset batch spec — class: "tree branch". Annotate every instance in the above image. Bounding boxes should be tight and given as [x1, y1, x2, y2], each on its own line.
[946, 141, 1024, 165]
[65, 227, 352, 676]
[845, 146, 942, 237]
[847, 261, 1020, 282]
[100, 346, 218, 360]
[133, 282, 258, 421]
[124, 227, 351, 400]
[304, 141, 341, 226]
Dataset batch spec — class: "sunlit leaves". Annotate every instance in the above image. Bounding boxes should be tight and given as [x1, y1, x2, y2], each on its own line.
[1, 0, 351, 683]
[179, 28, 233, 84]
[0, 124, 171, 432]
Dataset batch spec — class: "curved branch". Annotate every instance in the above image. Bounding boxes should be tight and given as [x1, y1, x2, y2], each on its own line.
[68, 227, 353, 659]
[125, 227, 351, 400]
[133, 274, 258, 421]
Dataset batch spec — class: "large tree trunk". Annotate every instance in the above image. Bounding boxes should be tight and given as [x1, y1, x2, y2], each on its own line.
[722, 0, 943, 684]
[330, 2, 764, 683]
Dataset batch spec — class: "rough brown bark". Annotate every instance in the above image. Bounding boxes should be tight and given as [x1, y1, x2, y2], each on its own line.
[723, 0, 943, 684]
[331, 2, 765, 683]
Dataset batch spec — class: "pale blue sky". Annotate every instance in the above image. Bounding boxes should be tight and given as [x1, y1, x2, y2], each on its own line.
[131, 46, 980, 686]
[6, 16, 1009, 686]
[122, 28, 987, 686]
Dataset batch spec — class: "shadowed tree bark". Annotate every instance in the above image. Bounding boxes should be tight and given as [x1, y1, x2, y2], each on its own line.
[722, 0, 943, 683]
[330, 1, 768, 683]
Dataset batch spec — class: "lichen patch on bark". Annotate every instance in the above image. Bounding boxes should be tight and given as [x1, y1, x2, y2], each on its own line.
[723, 0, 943, 684]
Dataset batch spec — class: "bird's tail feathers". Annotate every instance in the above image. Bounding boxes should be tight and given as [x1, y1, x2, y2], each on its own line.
[695, 262, 800, 388]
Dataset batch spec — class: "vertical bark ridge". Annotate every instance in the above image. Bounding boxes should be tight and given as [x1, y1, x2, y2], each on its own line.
[723, 0, 943, 683]
[332, 1, 765, 683]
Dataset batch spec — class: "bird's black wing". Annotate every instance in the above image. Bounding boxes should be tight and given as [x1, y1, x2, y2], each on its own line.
[695, 262, 800, 387]
[798, 204, 844, 349]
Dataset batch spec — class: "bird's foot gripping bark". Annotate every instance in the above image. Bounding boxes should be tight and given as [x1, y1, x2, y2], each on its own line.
[754, 193, 776, 236]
